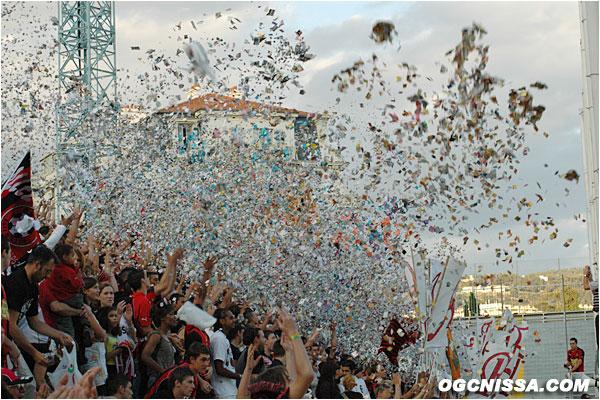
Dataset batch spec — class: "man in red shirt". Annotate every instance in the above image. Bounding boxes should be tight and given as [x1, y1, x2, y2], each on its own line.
[128, 269, 154, 340]
[565, 337, 585, 373]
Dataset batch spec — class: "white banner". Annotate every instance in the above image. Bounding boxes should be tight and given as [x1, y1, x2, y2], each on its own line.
[424, 258, 466, 349]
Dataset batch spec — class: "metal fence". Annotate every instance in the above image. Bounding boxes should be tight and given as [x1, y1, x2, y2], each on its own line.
[456, 256, 594, 318]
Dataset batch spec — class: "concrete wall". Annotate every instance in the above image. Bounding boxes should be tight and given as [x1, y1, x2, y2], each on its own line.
[457, 311, 597, 398]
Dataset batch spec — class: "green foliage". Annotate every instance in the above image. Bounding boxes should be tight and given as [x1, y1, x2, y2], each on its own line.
[458, 268, 592, 313]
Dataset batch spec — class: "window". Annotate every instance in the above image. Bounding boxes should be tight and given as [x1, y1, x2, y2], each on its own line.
[294, 117, 319, 161]
[178, 124, 188, 152]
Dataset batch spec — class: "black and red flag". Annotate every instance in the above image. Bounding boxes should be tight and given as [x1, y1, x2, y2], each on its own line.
[1, 151, 41, 267]
[378, 318, 419, 366]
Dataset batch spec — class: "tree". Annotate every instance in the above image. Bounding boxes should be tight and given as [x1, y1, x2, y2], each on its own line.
[563, 286, 580, 311]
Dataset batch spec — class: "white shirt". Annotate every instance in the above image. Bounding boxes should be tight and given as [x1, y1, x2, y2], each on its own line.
[19, 304, 49, 344]
[339, 375, 371, 399]
[209, 330, 237, 399]
[43, 225, 67, 250]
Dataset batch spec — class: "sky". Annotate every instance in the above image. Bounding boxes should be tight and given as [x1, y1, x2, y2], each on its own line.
[1, 1, 593, 275]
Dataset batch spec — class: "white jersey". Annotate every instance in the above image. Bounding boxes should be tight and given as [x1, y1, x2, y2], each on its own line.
[209, 330, 237, 398]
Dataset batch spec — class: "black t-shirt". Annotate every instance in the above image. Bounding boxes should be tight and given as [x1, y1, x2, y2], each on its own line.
[114, 290, 131, 306]
[235, 348, 266, 376]
[342, 391, 364, 399]
[231, 343, 242, 364]
[4, 267, 39, 324]
[269, 359, 284, 369]
[155, 389, 175, 399]
[184, 325, 211, 349]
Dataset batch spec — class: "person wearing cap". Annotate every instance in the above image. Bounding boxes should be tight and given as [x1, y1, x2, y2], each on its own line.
[1, 368, 33, 399]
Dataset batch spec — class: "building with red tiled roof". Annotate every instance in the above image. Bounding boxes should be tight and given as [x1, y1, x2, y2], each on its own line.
[158, 92, 312, 117]
[156, 90, 331, 163]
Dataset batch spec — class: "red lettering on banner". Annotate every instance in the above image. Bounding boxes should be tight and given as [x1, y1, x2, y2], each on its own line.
[475, 351, 511, 397]
[426, 298, 455, 343]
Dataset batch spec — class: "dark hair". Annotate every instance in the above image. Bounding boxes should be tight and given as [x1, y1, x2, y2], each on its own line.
[341, 359, 356, 372]
[96, 306, 120, 336]
[1, 234, 9, 254]
[74, 248, 85, 269]
[169, 366, 194, 390]
[104, 373, 129, 396]
[249, 366, 288, 398]
[227, 323, 243, 341]
[171, 293, 184, 302]
[316, 361, 340, 399]
[82, 277, 98, 308]
[243, 308, 255, 321]
[272, 341, 285, 358]
[150, 302, 174, 328]
[213, 308, 230, 331]
[26, 244, 58, 266]
[118, 267, 136, 294]
[243, 326, 262, 346]
[185, 342, 210, 362]
[264, 330, 275, 340]
[570, 337, 578, 344]
[99, 282, 114, 296]
[38, 226, 51, 236]
[54, 243, 74, 263]
[83, 276, 98, 290]
[228, 304, 241, 317]
[128, 269, 145, 291]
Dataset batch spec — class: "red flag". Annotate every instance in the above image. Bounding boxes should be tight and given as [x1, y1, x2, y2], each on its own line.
[378, 318, 419, 366]
[1, 151, 41, 266]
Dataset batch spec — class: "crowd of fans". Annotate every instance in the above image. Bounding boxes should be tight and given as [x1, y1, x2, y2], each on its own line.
[1, 205, 442, 399]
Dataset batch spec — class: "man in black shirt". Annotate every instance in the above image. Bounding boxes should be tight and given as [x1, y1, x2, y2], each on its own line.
[269, 341, 286, 369]
[4, 245, 73, 373]
[235, 326, 266, 378]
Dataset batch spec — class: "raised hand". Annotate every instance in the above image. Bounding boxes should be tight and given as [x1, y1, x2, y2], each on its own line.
[280, 332, 292, 352]
[275, 307, 299, 337]
[246, 343, 261, 370]
[116, 300, 127, 316]
[35, 383, 50, 399]
[60, 213, 74, 227]
[203, 255, 218, 272]
[72, 205, 83, 221]
[123, 304, 133, 323]
[70, 366, 101, 398]
[167, 247, 184, 264]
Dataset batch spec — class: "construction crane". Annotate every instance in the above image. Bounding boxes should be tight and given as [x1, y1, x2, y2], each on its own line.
[55, 1, 117, 218]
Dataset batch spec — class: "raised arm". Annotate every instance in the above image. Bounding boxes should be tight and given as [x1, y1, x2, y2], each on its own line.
[583, 266, 592, 290]
[276, 307, 315, 399]
[303, 327, 320, 349]
[65, 206, 83, 246]
[237, 343, 260, 399]
[123, 304, 137, 342]
[256, 310, 271, 330]
[280, 332, 297, 382]
[154, 248, 183, 297]
[175, 273, 187, 294]
[328, 321, 337, 360]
